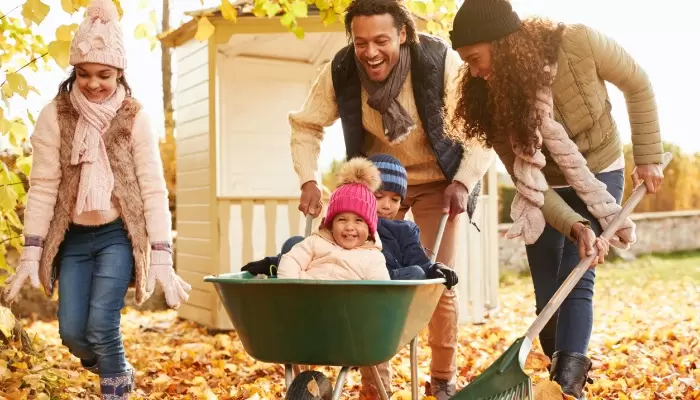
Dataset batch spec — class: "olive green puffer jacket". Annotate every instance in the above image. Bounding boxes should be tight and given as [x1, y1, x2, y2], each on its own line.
[494, 23, 664, 239]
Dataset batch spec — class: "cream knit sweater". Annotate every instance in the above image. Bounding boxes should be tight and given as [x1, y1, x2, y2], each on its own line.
[289, 48, 495, 192]
[23, 101, 172, 244]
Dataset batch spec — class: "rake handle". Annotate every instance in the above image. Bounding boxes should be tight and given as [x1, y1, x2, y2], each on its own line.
[524, 152, 673, 342]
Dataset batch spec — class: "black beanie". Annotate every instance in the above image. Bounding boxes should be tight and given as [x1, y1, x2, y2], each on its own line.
[449, 0, 522, 50]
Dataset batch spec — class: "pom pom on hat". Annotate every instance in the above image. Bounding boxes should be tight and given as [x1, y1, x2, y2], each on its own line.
[324, 157, 381, 235]
[335, 158, 382, 192]
[87, 0, 119, 22]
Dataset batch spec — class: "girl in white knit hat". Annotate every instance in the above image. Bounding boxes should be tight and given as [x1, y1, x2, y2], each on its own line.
[2, 0, 191, 397]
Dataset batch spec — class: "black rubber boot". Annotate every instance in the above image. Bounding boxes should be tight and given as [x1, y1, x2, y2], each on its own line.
[550, 351, 593, 399]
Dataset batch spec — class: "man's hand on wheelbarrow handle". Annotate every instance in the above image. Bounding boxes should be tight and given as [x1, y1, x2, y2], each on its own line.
[241, 256, 278, 276]
[427, 262, 458, 289]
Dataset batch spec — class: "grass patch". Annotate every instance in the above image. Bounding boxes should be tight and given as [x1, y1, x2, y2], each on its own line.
[498, 250, 700, 287]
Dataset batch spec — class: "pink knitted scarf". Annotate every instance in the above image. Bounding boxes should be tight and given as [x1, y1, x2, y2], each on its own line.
[69, 85, 126, 215]
[506, 65, 636, 250]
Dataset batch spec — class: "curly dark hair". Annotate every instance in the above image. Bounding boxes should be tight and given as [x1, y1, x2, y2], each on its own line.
[344, 0, 419, 45]
[449, 18, 566, 156]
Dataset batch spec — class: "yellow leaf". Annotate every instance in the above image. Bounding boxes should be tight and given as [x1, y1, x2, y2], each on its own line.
[22, 0, 51, 25]
[134, 23, 150, 40]
[194, 16, 215, 42]
[390, 390, 412, 400]
[60, 0, 78, 13]
[10, 121, 28, 146]
[55, 24, 75, 41]
[292, 25, 305, 39]
[0, 118, 11, 134]
[289, 0, 308, 18]
[221, 0, 238, 22]
[48, 40, 72, 68]
[6, 73, 29, 98]
[307, 377, 320, 397]
[0, 306, 15, 339]
[0, 185, 18, 211]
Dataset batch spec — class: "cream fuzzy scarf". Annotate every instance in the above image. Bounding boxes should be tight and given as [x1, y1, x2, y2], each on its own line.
[69, 84, 126, 215]
[506, 65, 636, 249]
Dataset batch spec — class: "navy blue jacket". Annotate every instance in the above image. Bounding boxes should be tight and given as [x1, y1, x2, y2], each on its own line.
[377, 218, 432, 275]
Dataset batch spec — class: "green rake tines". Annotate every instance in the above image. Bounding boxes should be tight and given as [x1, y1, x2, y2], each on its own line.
[451, 152, 673, 400]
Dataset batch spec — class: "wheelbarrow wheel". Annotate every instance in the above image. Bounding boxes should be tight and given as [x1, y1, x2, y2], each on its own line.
[285, 370, 333, 400]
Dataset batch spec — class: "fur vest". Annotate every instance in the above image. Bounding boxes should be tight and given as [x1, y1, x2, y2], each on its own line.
[38, 93, 151, 305]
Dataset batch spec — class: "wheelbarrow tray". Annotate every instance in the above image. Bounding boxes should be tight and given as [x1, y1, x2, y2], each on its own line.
[204, 272, 445, 367]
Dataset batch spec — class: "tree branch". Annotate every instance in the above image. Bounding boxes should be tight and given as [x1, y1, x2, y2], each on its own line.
[0, 52, 48, 87]
[0, 4, 21, 21]
[0, 182, 24, 189]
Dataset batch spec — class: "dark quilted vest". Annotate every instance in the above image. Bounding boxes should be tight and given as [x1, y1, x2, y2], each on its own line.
[330, 33, 464, 181]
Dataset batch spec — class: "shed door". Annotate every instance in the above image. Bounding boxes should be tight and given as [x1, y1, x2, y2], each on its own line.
[219, 56, 321, 197]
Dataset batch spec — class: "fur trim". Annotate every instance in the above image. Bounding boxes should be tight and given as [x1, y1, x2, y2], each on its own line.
[336, 157, 381, 192]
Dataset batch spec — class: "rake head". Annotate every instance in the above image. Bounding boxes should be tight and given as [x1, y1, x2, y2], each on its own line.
[451, 337, 534, 400]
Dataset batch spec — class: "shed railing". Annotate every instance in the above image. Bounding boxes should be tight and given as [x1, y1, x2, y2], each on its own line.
[216, 166, 499, 325]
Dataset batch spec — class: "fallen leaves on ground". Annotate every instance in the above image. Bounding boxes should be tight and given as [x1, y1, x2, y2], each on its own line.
[0, 255, 698, 399]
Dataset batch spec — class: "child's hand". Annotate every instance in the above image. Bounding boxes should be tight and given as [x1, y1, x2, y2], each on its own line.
[427, 262, 459, 289]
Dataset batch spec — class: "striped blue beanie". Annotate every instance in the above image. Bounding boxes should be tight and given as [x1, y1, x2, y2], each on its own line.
[368, 154, 408, 200]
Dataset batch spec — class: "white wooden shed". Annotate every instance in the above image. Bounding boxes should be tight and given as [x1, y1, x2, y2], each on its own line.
[160, 2, 501, 331]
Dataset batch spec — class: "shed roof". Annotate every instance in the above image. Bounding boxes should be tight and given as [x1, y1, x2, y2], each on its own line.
[160, 0, 429, 48]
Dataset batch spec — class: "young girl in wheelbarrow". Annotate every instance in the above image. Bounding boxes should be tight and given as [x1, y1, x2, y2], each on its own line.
[2, 0, 191, 398]
[243, 154, 458, 399]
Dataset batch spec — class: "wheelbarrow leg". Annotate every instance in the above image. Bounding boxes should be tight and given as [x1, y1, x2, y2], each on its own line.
[370, 365, 391, 400]
[331, 366, 350, 400]
[284, 364, 293, 387]
[410, 337, 419, 399]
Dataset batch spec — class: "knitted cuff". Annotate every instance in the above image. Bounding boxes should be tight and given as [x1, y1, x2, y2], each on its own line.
[20, 246, 43, 262]
[151, 250, 173, 266]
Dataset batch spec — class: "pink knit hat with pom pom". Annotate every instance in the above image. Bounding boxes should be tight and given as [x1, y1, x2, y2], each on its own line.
[69, 0, 126, 69]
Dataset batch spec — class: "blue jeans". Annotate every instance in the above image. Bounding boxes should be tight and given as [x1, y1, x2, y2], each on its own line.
[389, 265, 427, 280]
[57, 218, 134, 375]
[525, 169, 624, 356]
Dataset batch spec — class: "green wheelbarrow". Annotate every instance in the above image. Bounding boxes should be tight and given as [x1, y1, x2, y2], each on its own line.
[204, 214, 450, 400]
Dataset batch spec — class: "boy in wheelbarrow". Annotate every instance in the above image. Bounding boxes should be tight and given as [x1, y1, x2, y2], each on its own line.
[242, 154, 459, 399]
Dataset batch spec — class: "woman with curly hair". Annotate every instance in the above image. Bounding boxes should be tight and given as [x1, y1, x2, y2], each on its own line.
[447, 0, 665, 398]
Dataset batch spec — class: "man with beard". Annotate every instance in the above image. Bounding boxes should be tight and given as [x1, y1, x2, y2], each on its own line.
[287, 0, 495, 398]
[448, 0, 665, 398]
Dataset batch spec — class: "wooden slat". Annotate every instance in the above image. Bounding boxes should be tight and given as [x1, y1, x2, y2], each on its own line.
[177, 98, 209, 125]
[177, 67, 209, 93]
[178, 187, 210, 204]
[178, 303, 213, 328]
[175, 83, 209, 108]
[176, 39, 207, 62]
[176, 46, 208, 75]
[288, 201, 300, 237]
[240, 200, 254, 265]
[177, 253, 213, 275]
[177, 168, 209, 189]
[177, 204, 211, 222]
[176, 221, 211, 239]
[177, 237, 214, 259]
[178, 152, 210, 172]
[264, 200, 277, 256]
[177, 269, 211, 292]
[176, 119, 209, 143]
[218, 202, 231, 275]
[186, 287, 215, 310]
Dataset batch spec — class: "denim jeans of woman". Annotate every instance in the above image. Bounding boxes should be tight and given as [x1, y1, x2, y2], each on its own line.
[57, 218, 134, 376]
[525, 169, 624, 357]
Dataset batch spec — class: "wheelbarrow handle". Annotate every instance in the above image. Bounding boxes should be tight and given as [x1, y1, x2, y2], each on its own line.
[304, 214, 314, 238]
[429, 213, 449, 264]
[524, 152, 673, 342]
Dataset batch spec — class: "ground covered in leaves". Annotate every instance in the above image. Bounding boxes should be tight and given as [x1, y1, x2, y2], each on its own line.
[1, 253, 698, 399]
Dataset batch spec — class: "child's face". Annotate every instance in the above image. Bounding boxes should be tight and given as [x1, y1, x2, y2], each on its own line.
[375, 190, 402, 219]
[75, 63, 121, 103]
[331, 212, 370, 249]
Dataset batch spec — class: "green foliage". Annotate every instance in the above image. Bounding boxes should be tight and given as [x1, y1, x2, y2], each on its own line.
[190, 0, 458, 41]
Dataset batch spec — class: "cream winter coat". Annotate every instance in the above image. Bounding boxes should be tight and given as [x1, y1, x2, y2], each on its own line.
[277, 229, 390, 281]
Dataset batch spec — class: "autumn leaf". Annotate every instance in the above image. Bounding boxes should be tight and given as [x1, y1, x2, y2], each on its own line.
[194, 16, 215, 42]
[22, 0, 51, 25]
[55, 24, 76, 41]
[221, 0, 238, 22]
[48, 40, 72, 68]
[6, 73, 29, 98]
[134, 23, 151, 40]
[0, 306, 15, 339]
[60, 0, 79, 14]
[16, 156, 32, 177]
[289, 0, 309, 18]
